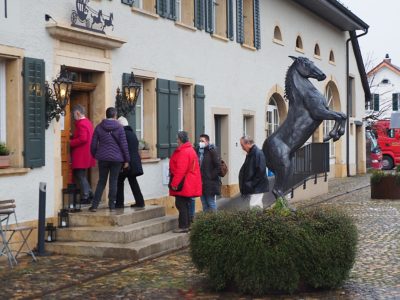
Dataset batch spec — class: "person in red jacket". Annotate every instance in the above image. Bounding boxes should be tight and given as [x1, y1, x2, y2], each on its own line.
[70, 104, 96, 204]
[169, 131, 202, 233]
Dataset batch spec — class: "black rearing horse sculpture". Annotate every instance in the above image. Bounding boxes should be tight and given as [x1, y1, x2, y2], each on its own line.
[262, 56, 347, 200]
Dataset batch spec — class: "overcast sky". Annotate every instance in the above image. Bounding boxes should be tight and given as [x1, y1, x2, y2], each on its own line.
[342, 0, 400, 70]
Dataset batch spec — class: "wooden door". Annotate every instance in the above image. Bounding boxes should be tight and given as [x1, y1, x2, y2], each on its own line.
[61, 91, 91, 189]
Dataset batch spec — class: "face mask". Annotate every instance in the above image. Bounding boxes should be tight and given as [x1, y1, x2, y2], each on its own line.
[199, 142, 206, 149]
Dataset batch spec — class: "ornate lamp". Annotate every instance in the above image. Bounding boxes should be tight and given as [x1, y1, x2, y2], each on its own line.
[58, 209, 69, 228]
[115, 72, 141, 117]
[45, 223, 57, 242]
[45, 65, 73, 129]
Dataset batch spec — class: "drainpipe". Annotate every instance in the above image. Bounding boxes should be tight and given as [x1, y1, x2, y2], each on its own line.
[346, 29, 368, 177]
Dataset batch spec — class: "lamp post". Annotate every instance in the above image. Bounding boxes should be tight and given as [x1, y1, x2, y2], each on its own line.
[45, 65, 73, 129]
[115, 72, 141, 117]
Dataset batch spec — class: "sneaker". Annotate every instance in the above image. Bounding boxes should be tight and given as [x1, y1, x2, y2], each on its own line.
[88, 207, 97, 212]
[172, 228, 189, 233]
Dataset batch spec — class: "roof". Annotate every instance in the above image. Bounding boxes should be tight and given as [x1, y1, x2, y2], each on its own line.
[291, 0, 369, 31]
[367, 60, 400, 77]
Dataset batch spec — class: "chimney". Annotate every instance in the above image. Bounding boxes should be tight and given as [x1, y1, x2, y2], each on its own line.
[384, 53, 391, 63]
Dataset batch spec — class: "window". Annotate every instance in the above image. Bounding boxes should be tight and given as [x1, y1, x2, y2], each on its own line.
[133, 0, 156, 14]
[314, 44, 320, 57]
[372, 93, 380, 111]
[329, 50, 335, 63]
[236, 0, 261, 49]
[381, 78, 390, 85]
[134, 81, 144, 140]
[323, 85, 335, 157]
[273, 26, 282, 42]
[0, 60, 5, 142]
[176, 0, 194, 26]
[393, 93, 400, 111]
[243, 115, 254, 138]
[214, 0, 228, 37]
[266, 96, 279, 137]
[387, 129, 395, 138]
[295, 35, 303, 51]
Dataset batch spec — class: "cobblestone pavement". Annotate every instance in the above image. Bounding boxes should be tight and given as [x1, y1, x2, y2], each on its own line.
[1, 174, 399, 299]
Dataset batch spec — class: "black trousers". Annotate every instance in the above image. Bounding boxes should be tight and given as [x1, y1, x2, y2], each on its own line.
[116, 172, 144, 207]
[92, 161, 122, 209]
[175, 196, 191, 229]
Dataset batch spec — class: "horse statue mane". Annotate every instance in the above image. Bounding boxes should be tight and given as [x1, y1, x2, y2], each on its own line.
[262, 56, 347, 202]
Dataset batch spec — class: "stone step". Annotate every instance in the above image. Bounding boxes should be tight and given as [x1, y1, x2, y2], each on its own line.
[45, 231, 190, 260]
[68, 205, 166, 227]
[57, 216, 178, 243]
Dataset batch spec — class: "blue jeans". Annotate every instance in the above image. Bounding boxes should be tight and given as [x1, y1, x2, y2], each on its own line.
[201, 195, 217, 212]
[92, 160, 122, 209]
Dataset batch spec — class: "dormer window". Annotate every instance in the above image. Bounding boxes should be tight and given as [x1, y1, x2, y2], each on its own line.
[381, 79, 390, 85]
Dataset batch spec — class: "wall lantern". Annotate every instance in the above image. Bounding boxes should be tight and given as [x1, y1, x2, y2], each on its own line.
[58, 209, 69, 228]
[115, 72, 141, 117]
[62, 183, 81, 212]
[45, 223, 57, 242]
[45, 65, 73, 129]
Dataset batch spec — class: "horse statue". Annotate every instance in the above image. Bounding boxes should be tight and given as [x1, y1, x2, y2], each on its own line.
[91, 9, 103, 29]
[262, 56, 346, 201]
[102, 13, 114, 31]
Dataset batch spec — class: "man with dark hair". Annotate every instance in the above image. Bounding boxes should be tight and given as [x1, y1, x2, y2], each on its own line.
[239, 135, 269, 208]
[197, 133, 221, 212]
[89, 107, 130, 212]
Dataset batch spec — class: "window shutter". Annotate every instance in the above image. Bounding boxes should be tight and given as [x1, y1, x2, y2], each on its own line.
[236, 0, 244, 44]
[393, 93, 399, 111]
[195, 85, 205, 147]
[23, 57, 45, 168]
[157, 79, 170, 158]
[195, 0, 205, 30]
[227, 0, 234, 40]
[205, 0, 214, 33]
[168, 0, 176, 20]
[373, 93, 380, 111]
[253, 0, 261, 49]
[121, 73, 137, 131]
[156, 0, 168, 17]
[168, 81, 179, 156]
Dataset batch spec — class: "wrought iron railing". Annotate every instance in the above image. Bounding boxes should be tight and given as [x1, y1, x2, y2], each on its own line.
[286, 142, 330, 195]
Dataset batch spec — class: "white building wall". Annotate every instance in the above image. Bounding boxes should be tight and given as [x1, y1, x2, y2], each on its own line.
[0, 0, 365, 222]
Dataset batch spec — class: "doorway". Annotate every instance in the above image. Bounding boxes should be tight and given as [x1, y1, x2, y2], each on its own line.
[214, 114, 229, 182]
[61, 81, 96, 189]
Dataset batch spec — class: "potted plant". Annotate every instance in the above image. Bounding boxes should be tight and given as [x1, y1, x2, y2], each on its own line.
[0, 142, 11, 168]
[370, 167, 400, 199]
[138, 139, 151, 159]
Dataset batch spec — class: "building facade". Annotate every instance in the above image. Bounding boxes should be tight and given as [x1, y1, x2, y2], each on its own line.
[0, 0, 369, 225]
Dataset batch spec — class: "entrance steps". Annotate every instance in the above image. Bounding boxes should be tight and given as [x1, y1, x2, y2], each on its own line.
[45, 205, 189, 260]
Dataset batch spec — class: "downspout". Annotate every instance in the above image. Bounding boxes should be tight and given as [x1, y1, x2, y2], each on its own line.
[346, 28, 368, 177]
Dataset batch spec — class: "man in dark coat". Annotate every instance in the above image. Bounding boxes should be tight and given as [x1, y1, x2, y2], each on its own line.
[239, 135, 269, 208]
[116, 116, 145, 209]
[90, 107, 130, 212]
[198, 134, 221, 212]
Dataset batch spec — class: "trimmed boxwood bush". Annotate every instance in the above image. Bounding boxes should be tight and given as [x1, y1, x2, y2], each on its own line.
[189, 208, 358, 296]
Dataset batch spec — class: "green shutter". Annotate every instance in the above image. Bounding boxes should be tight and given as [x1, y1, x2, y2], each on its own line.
[236, 0, 244, 44]
[121, 73, 136, 131]
[169, 81, 179, 156]
[157, 79, 170, 158]
[194, 85, 205, 147]
[23, 57, 45, 168]
[373, 93, 380, 111]
[393, 93, 399, 111]
[253, 0, 261, 49]
[227, 0, 234, 40]
[205, 0, 214, 33]
[156, 0, 168, 17]
[195, 0, 205, 30]
[168, 0, 176, 20]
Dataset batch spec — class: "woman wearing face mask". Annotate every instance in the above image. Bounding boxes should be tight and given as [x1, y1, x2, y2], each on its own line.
[197, 134, 221, 212]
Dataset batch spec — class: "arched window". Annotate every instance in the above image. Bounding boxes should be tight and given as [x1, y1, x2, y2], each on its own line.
[323, 85, 335, 157]
[273, 26, 282, 41]
[314, 44, 320, 57]
[266, 96, 280, 137]
[329, 50, 335, 63]
[295, 36, 303, 50]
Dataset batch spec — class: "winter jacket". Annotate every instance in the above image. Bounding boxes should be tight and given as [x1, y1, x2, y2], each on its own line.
[198, 145, 221, 196]
[70, 118, 96, 169]
[90, 119, 130, 163]
[169, 142, 202, 197]
[123, 126, 143, 177]
[239, 145, 269, 195]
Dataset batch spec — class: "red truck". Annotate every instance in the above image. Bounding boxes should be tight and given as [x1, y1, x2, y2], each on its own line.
[372, 119, 400, 169]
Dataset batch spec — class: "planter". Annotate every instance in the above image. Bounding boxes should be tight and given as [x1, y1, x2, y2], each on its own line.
[371, 176, 400, 199]
[0, 155, 10, 168]
[139, 149, 151, 159]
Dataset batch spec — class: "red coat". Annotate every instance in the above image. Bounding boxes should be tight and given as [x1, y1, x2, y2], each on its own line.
[70, 118, 96, 169]
[169, 142, 202, 197]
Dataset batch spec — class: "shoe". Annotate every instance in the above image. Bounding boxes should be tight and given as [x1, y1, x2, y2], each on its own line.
[109, 207, 116, 212]
[115, 205, 124, 209]
[81, 198, 91, 205]
[88, 207, 97, 212]
[131, 204, 145, 209]
[172, 228, 189, 233]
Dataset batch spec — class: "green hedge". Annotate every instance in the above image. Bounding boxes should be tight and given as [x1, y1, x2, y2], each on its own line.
[189, 208, 358, 295]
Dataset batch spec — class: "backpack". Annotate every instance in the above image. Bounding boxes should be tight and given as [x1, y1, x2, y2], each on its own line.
[219, 159, 228, 177]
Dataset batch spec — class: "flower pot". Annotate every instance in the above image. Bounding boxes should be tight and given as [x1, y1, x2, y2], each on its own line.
[371, 176, 400, 199]
[139, 149, 151, 159]
[0, 155, 10, 168]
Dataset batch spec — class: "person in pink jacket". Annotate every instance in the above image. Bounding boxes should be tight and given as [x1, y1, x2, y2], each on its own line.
[169, 131, 202, 233]
[70, 104, 96, 203]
